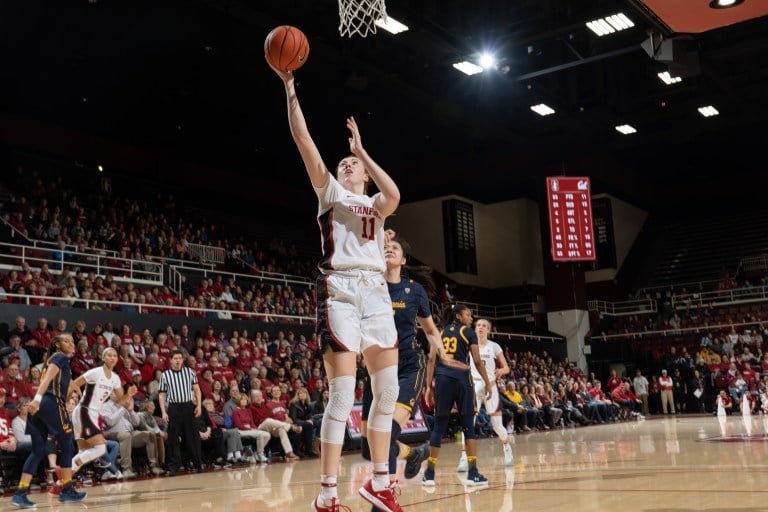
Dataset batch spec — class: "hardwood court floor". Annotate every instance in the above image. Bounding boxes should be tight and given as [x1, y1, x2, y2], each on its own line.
[5, 414, 767, 511]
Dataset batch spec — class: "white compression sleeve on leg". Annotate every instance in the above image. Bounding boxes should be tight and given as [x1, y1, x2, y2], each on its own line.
[368, 365, 399, 433]
[320, 375, 356, 444]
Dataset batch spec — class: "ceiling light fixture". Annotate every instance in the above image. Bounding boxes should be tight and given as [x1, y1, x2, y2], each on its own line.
[452, 61, 484, 75]
[375, 16, 409, 34]
[615, 124, 637, 134]
[709, 0, 745, 9]
[586, 13, 634, 36]
[657, 71, 682, 85]
[698, 106, 719, 117]
[530, 104, 555, 116]
[478, 53, 496, 69]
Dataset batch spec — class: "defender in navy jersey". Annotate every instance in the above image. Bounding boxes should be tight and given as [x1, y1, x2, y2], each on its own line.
[422, 304, 492, 487]
[12, 334, 86, 508]
[270, 60, 402, 512]
[360, 234, 456, 483]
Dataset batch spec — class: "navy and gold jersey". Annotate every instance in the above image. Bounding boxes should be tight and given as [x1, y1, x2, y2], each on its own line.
[436, 322, 476, 380]
[388, 278, 430, 371]
[41, 352, 72, 403]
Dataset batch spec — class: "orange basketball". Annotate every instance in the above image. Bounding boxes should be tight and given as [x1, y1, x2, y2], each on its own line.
[264, 25, 310, 72]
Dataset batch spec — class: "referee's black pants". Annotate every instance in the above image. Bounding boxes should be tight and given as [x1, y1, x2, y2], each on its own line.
[166, 402, 202, 473]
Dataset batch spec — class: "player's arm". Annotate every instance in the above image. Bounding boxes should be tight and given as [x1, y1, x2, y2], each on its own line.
[113, 383, 138, 407]
[469, 343, 492, 396]
[267, 60, 329, 190]
[346, 117, 400, 217]
[495, 349, 510, 380]
[67, 375, 87, 402]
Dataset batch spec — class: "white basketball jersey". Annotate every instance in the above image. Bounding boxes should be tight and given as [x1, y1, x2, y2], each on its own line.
[471, 339, 502, 382]
[79, 366, 122, 412]
[315, 175, 386, 273]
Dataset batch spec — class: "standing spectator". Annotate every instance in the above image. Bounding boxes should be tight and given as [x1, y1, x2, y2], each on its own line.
[158, 349, 202, 476]
[632, 368, 650, 417]
[659, 369, 675, 414]
[269, 60, 401, 512]
[12, 334, 86, 507]
[690, 369, 707, 413]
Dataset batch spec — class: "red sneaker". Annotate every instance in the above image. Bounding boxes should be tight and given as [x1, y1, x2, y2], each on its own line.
[358, 479, 403, 512]
[310, 496, 351, 512]
[49, 481, 63, 495]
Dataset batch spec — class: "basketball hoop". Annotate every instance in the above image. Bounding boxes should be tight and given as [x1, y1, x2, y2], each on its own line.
[338, 0, 387, 38]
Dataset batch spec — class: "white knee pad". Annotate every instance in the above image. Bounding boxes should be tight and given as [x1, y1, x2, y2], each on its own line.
[321, 375, 356, 444]
[368, 365, 399, 433]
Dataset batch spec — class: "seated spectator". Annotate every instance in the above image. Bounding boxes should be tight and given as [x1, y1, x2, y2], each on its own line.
[249, 389, 300, 461]
[610, 381, 643, 419]
[230, 394, 271, 463]
[1, 363, 29, 412]
[1, 389, 27, 459]
[288, 387, 316, 457]
[203, 398, 246, 464]
[4, 335, 32, 372]
[500, 381, 531, 432]
[101, 393, 163, 478]
[11, 396, 33, 453]
[137, 400, 166, 468]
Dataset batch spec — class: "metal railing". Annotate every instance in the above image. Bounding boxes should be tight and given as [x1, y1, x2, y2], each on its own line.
[461, 300, 536, 320]
[587, 298, 657, 316]
[0, 215, 119, 258]
[184, 241, 226, 265]
[740, 253, 768, 275]
[171, 264, 314, 294]
[588, 318, 764, 342]
[0, 241, 163, 285]
[0, 292, 316, 325]
[670, 285, 768, 309]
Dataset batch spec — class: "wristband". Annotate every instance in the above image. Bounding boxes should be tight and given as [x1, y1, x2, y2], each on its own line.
[34, 394, 43, 402]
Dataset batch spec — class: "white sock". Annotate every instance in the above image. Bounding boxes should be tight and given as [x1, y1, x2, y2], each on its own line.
[319, 475, 338, 504]
[372, 463, 389, 490]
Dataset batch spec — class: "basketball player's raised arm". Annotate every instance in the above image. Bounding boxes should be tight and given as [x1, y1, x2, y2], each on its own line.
[267, 60, 329, 190]
[346, 116, 400, 217]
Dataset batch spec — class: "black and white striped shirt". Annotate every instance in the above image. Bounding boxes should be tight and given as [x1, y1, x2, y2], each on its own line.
[158, 367, 198, 403]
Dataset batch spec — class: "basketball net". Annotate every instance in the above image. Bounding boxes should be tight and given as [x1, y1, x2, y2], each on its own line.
[338, 0, 387, 38]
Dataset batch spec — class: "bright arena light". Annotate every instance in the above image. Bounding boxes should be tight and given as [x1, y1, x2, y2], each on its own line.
[478, 53, 496, 69]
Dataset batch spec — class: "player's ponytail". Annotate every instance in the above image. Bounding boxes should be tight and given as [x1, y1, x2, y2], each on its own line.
[442, 303, 469, 326]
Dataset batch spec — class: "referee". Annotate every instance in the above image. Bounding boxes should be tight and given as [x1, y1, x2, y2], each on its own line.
[159, 349, 202, 475]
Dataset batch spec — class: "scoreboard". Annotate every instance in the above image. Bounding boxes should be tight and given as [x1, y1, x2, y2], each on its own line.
[546, 176, 596, 262]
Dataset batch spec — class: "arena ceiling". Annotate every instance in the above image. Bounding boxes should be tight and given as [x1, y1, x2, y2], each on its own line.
[1, 0, 767, 219]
